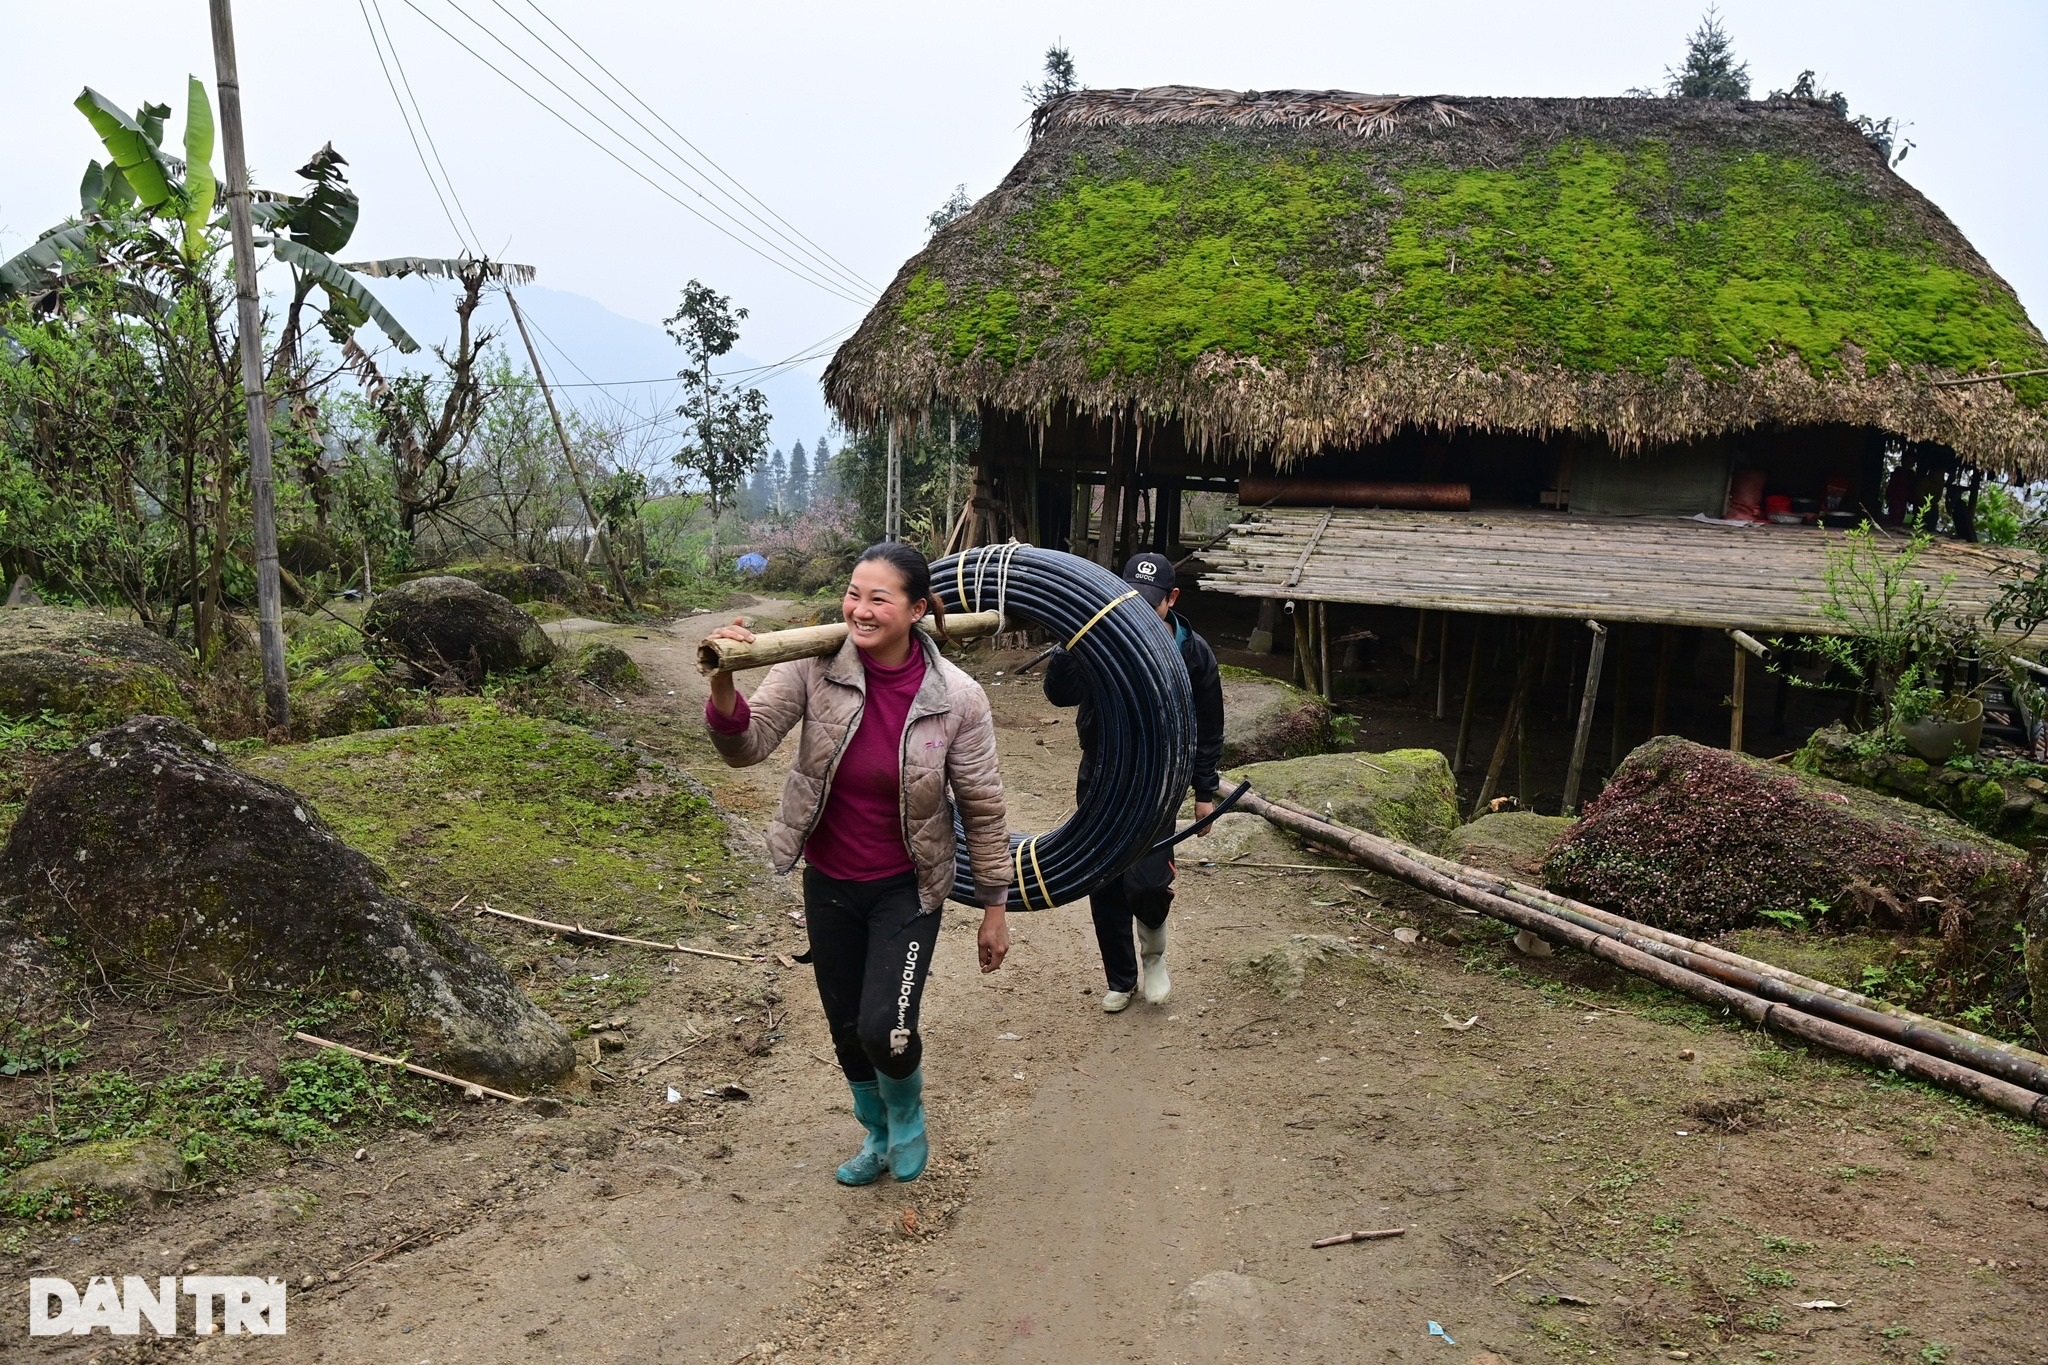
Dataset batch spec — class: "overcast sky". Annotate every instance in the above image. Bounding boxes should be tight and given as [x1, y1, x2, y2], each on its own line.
[4, 0, 2045, 443]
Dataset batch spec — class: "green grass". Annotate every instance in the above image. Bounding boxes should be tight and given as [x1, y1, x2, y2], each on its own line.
[249, 707, 735, 929]
[0, 1051, 430, 1216]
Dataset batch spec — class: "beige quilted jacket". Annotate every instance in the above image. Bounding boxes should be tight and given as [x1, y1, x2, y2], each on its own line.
[706, 633, 1011, 910]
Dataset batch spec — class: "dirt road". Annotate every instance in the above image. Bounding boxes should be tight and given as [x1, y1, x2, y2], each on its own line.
[18, 605, 2047, 1363]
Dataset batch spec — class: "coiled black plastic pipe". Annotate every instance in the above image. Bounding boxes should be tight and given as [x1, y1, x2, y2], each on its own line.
[932, 544, 1194, 911]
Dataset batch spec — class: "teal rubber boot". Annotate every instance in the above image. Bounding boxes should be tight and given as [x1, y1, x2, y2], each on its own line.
[835, 1079, 890, 1187]
[874, 1067, 929, 1182]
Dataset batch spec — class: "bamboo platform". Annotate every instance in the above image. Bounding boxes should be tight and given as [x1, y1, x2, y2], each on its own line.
[1199, 507, 2034, 636]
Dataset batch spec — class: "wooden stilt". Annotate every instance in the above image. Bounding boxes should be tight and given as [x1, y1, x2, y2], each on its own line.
[1562, 625, 1581, 723]
[1652, 625, 1676, 735]
[1435, 613, 1451, 720]
[1607, 625, 1630, 770]
[1318, 601, 1331, 700]
[1249, 598, 1277, 655]
[1454, 620, 1483, 772]
[1475, 623, 1543, 815]
[1292, 604, 1307, 688]
[1097, 459, 1122, 569]
[1564, 621, 1610, 814]
[1413, 608, 1427, 682]
[1726, 629, 1766, 754]
[1730, 642, 1747, 752]
[1516, 693, 1533, 810]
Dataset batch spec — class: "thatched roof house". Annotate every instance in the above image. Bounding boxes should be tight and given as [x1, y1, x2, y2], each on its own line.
[826, 86, 2044, 647]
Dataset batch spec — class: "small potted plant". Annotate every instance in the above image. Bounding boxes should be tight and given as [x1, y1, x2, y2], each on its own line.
[1891, 663, 1986, 763]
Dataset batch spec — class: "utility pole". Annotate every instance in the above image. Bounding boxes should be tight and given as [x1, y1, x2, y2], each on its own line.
[505, 289, 637, 610]
[209, 0, 289, 730]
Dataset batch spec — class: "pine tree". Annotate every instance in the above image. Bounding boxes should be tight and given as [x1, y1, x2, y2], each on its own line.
[1667, 7, 1749, 100]
[1023, 44, 1078, 105]
[787, 439, 810, 511]
[769, 448, 788, 516]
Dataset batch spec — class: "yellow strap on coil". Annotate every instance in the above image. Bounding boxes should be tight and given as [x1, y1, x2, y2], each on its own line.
[1065, 590, 1139, 651]
[1024, 834, 1053, 912]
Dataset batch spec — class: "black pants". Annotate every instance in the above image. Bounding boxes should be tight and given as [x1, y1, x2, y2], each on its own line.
[803, 868, 939, 1082]
[1089, 848, 1174, 994]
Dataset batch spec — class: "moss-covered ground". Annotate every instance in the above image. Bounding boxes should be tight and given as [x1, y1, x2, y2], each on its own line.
[243, 703, 741, 936]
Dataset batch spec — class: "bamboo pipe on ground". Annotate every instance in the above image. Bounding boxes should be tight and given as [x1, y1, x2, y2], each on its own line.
[697, 611, 1002, 675]
[1239, 790, 2048, 1124]
[1255, 792, 2048, 1100]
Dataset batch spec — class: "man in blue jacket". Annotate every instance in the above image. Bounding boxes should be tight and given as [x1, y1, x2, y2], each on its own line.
[1045, 553, 1227, 1011]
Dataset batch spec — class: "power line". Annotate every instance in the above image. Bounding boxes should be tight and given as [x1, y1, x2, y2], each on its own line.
[369, 0, 489, 254]
[491, 0, 877, 299]
[404, 0, 876, 308]
[358, 0, 472, 252]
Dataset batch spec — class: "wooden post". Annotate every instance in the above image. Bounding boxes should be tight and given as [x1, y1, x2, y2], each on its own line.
[884, 420, 902, 541]
[1731, 644, 1747, 753]
[1248, 598, 1277, 654]
[1096, 459, 1122, 569]
[1652, 625, 1676, 735]
[1454, 620, 1483, 772]
[1291, 603, 1306, 688]
[1563, 620, 1609, 814]
[1413, 609, 1428, 682]
[506, 291, 636, 610]
[209, 0, 289, 728]
[1435, 612, 1450, 720]
[1118, 469, 1140, 565]
[1318, 601, 1331, 700]
[1475, 623, 1544, 814]
[1607, 624, 1630, 770]
[1726, 629, 1767, 754]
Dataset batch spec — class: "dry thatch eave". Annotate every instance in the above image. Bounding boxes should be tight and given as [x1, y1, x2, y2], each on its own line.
[827, 87, 2048, 476]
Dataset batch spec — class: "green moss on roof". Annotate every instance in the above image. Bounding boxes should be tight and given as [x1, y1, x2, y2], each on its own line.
[835, 90, 2048, 470]
[912, 142, 2046, 403]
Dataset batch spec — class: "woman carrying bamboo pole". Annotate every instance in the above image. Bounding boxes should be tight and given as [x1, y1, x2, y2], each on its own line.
[702, 543, 1011, 1185]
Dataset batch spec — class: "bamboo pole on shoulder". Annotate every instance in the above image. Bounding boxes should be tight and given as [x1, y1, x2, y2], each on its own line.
[697, 611, 1002, 675]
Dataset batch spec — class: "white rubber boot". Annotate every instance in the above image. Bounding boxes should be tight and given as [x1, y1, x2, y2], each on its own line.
[1136, 921, 1171, 1005]
[1101, 989, 1133, 1013]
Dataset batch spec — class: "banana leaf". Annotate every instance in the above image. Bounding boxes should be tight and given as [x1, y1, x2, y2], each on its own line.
[344, 257, 536, 287]
[74, 88, 176, 210]
[0, 224, 96, 298]
[181, 77, 216, 262]
[267, 237, 418, 353]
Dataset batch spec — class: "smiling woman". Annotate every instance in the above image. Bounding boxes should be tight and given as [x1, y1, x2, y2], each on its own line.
[700, 541, 1010, 1190]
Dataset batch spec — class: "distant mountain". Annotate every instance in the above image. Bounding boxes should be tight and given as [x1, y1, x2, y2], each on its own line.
[359, 277, 838, 462]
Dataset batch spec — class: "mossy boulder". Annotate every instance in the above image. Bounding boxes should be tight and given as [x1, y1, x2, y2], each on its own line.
[1, 716, 576, 1090]
[1218, 666, 1333, 767]
[1795, 723, 2048, 847]
[1444, 812, 1575, 883]
[1177, 810, 1303, 864]
[437, 561, 593, 606]
[288, 655, 423, 740]
[363, 576, 555, 687]
[3, 1137, 186, 1209]
[567, 642, 643, 692]
[0, 607, 193, 723]
[278, 527, 341, 579]
[1229, 748, 1459, 852]
[1548, 736, 2026, 939]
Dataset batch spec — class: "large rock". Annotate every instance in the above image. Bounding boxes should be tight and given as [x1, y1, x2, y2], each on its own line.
[437, 561, 593, 606]
[1444, 812, 1575, 883]
[2, 1137, 186, 1210]
[1796, 723, 2048, 847]
[1218, 666, 1332, 767]
[363, 576, 554, 686]
[288, 654, 422, 740]
[0, 922, 84, 1025]
[1, 716, 575, 1089]
[1547, 735, 2026, 938]
[0, 606, 193, 722]
[1229, 749, 1460, 852]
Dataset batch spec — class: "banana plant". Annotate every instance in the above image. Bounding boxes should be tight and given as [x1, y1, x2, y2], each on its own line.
[0, 81, 419, 356]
